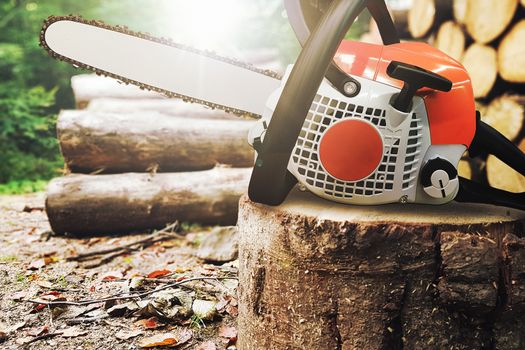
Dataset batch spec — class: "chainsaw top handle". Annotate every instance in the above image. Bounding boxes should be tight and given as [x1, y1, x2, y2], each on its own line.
[249, 0, 377, 205]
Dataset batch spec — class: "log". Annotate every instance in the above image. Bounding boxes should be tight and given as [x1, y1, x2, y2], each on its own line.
[453, 0, 467, 24]
[486, 138, 525, 194]
[434, 20, 466, 61]
[237, 189, 525, 349]
[57, 110, 255, 173]
[498, 20, 525, 83]
[461, 43, 498, 99]
[408, 0, 452, 39]
[87, 98, 239, 120]
[481, 95, 525, 141]
[458, 158, 472, 179]
[464, 0, 518, 44]
[45, 167, 251, 235]
[72, 74, 162, 109]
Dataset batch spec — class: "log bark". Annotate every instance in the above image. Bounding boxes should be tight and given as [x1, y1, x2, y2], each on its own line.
[434, 20, 466, 61]
[87, 98, 239, 120]
[408, 0, 452, 39]
[45, 167, 251, 235]
[486, 138, 525, 194]
[237, 189, 525, 350]
[461, 43, 498, 99]
[464, 0, 518, 44]
[498, 20, 525, 83]
[481, 95, 525, 141]
[57, 110, 255, 173]
[72, 74, 162, 109]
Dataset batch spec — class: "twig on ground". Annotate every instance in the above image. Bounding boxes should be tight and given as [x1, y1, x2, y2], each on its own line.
[65, 314, 110, 325]
[66, 222, 183, 267]
[25, 276, 237, 307]
[20, 332, 63, 348]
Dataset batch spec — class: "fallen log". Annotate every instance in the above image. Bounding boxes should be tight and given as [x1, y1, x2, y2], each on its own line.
[57, 110, 255, 173]
[237, 189, 525, 349]
[486, 138, 525, 194]
[72, 74, 162, 109]
[498, 20, 525, 83]
[461, 43, 498, 99]
[464, 0, 518, 44]
[87, 98, 240, 120]
[481, 95, 525, 141]
[45, 167, 252, 235]
[408, 0, 452, 39]
[434, 20, 466, 61]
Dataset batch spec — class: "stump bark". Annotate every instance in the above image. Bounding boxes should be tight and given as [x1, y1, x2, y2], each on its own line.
[237, 189, 525, 350]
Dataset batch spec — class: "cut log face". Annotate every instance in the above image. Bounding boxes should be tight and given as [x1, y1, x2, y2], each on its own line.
[453, 0, 467, 24]
[498, 20, 525, 83]
[464, 0, 518, 44]
[57, 110, 255, 173]
[87, 98, 240, 120]
[482, 95, 525, 141]
[461, 43, 498, 99]
[408, 0, 452, 38]
[435, 21, 466, 61]
[237, 189, 525, 349]
[72, 74, 162, 109]
[408, 0, 437, 38]
[486, 139, 525, 193]
[45, 168, 252, 235]
[458, 159, 472, 179]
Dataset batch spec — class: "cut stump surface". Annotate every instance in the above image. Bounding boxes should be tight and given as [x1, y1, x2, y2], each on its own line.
[238, 189, 525, 350]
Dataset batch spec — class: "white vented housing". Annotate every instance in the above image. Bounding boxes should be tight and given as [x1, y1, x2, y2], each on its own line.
[249, 66, 466, 206]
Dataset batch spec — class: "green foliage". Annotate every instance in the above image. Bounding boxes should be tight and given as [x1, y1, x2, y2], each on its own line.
[0, 0, 368, 194]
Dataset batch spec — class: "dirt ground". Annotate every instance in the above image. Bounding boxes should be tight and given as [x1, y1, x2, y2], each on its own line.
[0, 193, 238, 350]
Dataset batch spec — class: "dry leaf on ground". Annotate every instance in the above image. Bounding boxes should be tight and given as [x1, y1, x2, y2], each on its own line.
[195, 341, 217, 350]
[61, 326, 88, 338]
[138, 329, 192, 348]
[115, 329, 143, 340]
[147, 269, 171, 279]
[134, 317, 165, 330]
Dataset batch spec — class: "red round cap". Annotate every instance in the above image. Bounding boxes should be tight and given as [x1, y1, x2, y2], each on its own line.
[319, 119, 383, 182]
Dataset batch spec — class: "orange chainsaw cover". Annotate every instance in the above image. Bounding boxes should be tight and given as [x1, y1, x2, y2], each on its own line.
[334, 40, 476, 147]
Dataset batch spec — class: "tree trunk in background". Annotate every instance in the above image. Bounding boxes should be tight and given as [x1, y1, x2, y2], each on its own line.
[486, 138, 525, 194]
[237, 189, 525, 350]
[461, 44, 498, 99]
[498, 20, 525, 83]
[57, 111, 255, 173]
[464, 0, 518, 44]
[72, 74, 162, 109]
[87, 98, 240, 120]
[46, 168, 251, 235]
[481, 95, 525, 141]
[434, 20, 465, 61]
[453, 0, 467, 24]
[408, 0, 452, 38]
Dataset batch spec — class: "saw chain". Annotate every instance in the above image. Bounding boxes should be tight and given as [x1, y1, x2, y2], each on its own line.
[40, 15, 283, 119]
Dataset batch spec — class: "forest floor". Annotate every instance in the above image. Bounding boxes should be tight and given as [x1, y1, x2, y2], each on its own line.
[0, 193, 238, 350]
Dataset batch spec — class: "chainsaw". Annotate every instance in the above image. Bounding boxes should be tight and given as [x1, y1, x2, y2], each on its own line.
[40, 0, 525, 211]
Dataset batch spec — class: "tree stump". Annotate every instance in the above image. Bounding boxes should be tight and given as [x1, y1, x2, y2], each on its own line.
[237, 189, 525, 350]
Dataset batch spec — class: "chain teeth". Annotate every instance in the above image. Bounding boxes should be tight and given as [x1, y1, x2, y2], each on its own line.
[40, 15, 283, 119]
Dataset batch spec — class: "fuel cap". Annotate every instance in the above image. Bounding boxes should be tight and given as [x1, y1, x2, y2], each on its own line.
[319, 119, 383, 182]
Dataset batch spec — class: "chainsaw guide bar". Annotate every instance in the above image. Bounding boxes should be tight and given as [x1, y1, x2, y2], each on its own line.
[40, 15, 283, 119]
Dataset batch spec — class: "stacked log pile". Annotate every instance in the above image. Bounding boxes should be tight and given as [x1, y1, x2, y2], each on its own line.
[384, 0, 525, 192]
[46, 74, 257, 235]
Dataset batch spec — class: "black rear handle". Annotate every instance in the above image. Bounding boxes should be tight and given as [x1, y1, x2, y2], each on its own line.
[248, 0, 369, 205]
